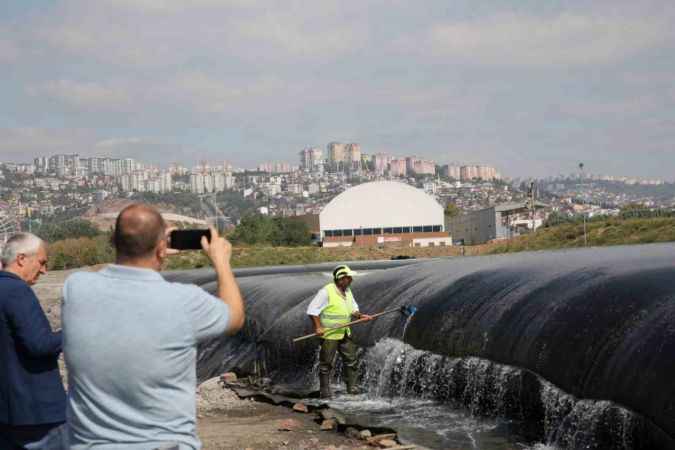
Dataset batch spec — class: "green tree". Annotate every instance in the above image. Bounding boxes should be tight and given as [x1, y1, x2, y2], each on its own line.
[444, 203, 461, 218]
[271, 218, 312, 246]
[34, 219, 101, 243]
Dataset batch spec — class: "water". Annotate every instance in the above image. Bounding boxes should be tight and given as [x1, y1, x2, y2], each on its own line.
[311, 338, 644, 450]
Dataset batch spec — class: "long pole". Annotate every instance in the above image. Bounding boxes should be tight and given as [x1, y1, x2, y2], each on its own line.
[293, 307, 403, 343]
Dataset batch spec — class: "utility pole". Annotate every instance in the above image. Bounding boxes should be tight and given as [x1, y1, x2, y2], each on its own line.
[528, 181, 535, 233]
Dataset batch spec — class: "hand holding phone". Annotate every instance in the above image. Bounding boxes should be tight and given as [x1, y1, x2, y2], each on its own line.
[169, 229, 211, 250]
[200, 227, 233, 268]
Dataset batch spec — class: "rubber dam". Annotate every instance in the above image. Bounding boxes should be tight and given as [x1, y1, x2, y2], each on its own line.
[165, 244, 675, 449]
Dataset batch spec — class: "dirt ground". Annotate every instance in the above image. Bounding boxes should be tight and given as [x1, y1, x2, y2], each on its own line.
[34, 269, 368, 450]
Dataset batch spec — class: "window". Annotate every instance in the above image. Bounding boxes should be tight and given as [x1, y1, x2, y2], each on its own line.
[440, 241, 446, 246]
[354, 229, 363, 236]
[333, 230, 342, 237]
[324, 230, 333, 237]
[384, 228, 393, 234]
[363, 228, 373, 235]
[402, 227, 411, 233]
[413, 226, 423, 232]
[342, 229, 353, 236]
[432, 225, 442, 232]
[393, 227, 403, 233]
[429, 242, 435, 247]
[414, 243, 421, 247]
[373, 228, 382, 234]
[423, 225, 433, 232]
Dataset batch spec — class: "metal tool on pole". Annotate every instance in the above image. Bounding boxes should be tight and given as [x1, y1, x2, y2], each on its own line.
[292, 305, 417, 343]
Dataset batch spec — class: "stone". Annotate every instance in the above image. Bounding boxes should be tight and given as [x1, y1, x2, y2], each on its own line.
[293, 402, 309, 413]
[277, 418, 303, 431]
[377, 439, 398, 448]
[220, 372, 237, 383]
[367, 433, 397, 444]
[320, 419, 337, 431]
[345, 427, 360, 439]
[359, 429, 372, 440]
[319, 408, 336, 420]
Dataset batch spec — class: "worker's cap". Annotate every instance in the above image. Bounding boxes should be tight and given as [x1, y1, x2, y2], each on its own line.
[333, 264, 357, 280]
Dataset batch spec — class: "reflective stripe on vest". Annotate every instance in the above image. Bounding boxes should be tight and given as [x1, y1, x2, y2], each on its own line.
[319, 283, 355, 340]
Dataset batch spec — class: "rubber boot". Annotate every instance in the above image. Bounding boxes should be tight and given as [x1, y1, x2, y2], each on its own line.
[319, 373, 332, 399]
[344, 366, 360, 395]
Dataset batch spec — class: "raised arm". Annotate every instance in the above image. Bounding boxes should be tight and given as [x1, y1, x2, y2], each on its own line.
[202, 227, 245, 335]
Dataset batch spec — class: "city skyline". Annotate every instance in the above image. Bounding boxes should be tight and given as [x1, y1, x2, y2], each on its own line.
[1, 1, 675, 179]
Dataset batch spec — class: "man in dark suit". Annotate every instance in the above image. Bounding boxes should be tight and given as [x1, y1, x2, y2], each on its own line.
[0, 233, 65, 449]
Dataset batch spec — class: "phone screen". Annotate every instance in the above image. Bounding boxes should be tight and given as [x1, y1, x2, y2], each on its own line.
[169, 229, 211, 250]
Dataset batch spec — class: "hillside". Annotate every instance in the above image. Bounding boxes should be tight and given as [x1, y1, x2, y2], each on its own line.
[485, 217, 675, 254]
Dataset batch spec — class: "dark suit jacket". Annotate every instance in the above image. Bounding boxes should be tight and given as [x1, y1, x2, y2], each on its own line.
[0, 271, 66, 426]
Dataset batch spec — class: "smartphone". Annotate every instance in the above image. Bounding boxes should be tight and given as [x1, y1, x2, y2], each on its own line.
[169, 229, 211, 250]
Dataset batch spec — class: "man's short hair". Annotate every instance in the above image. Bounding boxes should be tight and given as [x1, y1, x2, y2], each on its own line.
[0, 232, 44, 267]
[111, 204, 167, 260]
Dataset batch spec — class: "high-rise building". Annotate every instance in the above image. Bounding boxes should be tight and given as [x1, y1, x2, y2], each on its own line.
[372, 153, 391, 175]
[441, 165, 461, 180]
[34, 157, 48, 174]
[389, 158, 407, 177]
[460, 165, 498, 181]
[159, 171, 173, 193]
[190, 173, 205, 194]
[327, 142, 346, 170]
[299, 147, 323, 172]
[346, 143, 361, 172]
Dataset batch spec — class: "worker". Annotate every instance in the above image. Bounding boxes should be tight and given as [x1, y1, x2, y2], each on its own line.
[306, 265, 373, 398]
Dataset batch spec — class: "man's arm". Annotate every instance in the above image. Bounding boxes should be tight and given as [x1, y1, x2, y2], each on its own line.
[202, 227, 245, 335]
[307, 288, 329, 335]
[6, 285, 62, 358]
[310, 315, 324, 336]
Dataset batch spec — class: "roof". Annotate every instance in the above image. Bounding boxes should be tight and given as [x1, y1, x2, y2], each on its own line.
[319, 181, 443, 230]
[495, 201, 549, 213]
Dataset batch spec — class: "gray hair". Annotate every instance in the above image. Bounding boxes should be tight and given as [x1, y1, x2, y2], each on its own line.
[0, 232, 45, 268]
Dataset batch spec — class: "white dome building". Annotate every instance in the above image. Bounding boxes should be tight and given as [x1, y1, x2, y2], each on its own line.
[319, 181, 452, 248]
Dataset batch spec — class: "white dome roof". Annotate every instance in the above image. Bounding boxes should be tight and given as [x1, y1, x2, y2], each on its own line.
[320, 181, 443, 231]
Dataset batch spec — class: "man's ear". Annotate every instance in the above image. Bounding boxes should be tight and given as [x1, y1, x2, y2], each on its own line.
[158, 239, 168, 258]
[15, 253, 26, 268]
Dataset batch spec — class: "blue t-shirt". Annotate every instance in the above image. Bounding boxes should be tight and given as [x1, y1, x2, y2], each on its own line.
[62, 265, 230, 450]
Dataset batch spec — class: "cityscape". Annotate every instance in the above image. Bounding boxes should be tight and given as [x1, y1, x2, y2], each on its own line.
[2, 139, 674, 246]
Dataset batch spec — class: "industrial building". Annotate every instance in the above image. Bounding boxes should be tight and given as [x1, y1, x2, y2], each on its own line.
[319, 181, 452, 248]
[446, 201, 548, 245]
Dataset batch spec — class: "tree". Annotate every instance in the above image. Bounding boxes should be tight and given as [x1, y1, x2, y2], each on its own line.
[444, 203, 461, 218]
[34, 219, 101, 243]
[229, 214, 311, 246]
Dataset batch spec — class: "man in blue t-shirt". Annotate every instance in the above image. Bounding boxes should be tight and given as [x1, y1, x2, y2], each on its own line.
[63, 204, 245, 450]
[0, 233, 65, 450]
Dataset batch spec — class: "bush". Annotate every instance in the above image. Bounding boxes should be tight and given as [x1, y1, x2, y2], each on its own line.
[230, 214, 311, 246]
[48, 235, 114, 270]
[35, 219, 101, 243]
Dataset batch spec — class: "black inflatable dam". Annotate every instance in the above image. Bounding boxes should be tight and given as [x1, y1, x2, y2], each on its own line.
[165, 244, 675, 449]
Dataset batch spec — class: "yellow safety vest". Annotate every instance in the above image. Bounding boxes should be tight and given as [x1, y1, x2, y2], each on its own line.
[319, 283, 356, 340]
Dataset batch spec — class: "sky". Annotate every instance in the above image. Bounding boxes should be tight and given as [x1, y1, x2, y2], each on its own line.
[1, 0, 674, 179]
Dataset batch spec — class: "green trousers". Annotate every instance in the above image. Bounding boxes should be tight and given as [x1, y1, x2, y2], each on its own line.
[319, 334, 359, 390]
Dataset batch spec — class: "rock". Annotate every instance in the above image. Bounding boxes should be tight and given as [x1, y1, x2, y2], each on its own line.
[293, 402, 309, 413]
[196, 377, 243, 414]
[367, 433, 397, 444]
[377, 439, 398, 448]
[320, 408, 337, 420]
[220, 372, 237, 383]
[359, 429, 372, 440]
[277, 418, 303, 431]
[320, 419, 337, 430]
[345, 427, 360, 439]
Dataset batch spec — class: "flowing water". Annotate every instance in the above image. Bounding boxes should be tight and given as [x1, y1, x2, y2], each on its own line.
[310, 339, 641, 450]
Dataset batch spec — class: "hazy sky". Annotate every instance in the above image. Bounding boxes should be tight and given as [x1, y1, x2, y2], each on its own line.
[1, 1, 674, 179]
